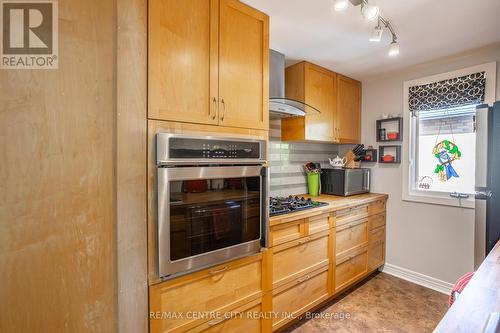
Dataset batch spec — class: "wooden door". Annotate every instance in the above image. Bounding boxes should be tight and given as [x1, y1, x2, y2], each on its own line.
[304, 63, 336, 142]
[218, 0, 269, 130]
[336, 75, 361, 143]
[149, 0, 219, 124]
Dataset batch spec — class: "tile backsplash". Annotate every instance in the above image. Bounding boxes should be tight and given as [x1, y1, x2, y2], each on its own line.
[269, 119, 345, 197]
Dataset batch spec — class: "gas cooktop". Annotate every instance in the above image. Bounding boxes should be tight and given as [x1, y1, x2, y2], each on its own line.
[269, 196, 328, 217]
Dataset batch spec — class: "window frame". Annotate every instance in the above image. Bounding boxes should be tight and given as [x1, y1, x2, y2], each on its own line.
[402, 62, 497, 208]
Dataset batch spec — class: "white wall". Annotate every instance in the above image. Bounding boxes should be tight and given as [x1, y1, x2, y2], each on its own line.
[361, 43, 500, 284]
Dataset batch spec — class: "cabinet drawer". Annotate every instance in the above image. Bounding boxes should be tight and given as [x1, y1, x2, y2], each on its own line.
[369, 212, 386, 230]
[272, 230, 330, 288]
[272, 265, 330, 330]
[368, 239, 385, 271]
[335, 219, 368, 258]
[370, 225, 385, 243]
[369, 199, 386, 216]
[188, 298, 263, 333]
[335, 247, 368, 292]
[150, 254, 262, 333]
[334, 204, 369, 227]
[308, 213, 330, 235]
[270, 219, 306, 247]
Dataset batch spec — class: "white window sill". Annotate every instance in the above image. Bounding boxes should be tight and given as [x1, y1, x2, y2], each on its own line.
[402, 191, 475, 209]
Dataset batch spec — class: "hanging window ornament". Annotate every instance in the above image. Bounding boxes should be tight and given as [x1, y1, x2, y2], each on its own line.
[433, 140, 461, 181]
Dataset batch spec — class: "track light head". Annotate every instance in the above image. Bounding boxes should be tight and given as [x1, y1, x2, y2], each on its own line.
[333, 0, 349, 11]
[369, 25, 383, 42]
[388, 39, 400, 57]
[361, 1, 379, 21]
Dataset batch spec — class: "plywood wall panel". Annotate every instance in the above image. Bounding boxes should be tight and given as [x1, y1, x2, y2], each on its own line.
[117, 0, 149, 332]
[0, 0, 116, 331]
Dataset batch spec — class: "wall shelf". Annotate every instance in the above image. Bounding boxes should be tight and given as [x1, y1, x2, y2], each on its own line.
[376, 117, 403, 142]
[361, 148, 378, 163]
[379, 145, 401, 164]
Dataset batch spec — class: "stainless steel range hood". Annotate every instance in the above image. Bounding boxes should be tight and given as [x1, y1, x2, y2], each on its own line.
[269, 50, 320, 119]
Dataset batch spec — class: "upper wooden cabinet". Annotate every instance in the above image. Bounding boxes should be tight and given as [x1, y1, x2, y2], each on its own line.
[149, 0, 269, 130]
[337, 74, 362, 144]
[282, 62, 337, 142]
[281, 62, 361, 144]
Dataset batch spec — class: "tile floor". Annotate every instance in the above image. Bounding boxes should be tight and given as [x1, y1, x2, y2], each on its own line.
[285, 272, 449, 333]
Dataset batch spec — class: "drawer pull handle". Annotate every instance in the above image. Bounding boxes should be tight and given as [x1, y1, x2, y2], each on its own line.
[297, 275, 310, 283]
[298, 238, 310, 245]
[208, 318, 226, 326]
[209, 266, 228, 276]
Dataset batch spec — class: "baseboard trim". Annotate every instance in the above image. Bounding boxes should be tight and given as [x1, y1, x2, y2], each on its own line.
[381, 263, 453, 295]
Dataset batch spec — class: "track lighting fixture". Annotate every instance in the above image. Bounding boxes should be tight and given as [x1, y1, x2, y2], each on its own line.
[332, 1, 400, 57]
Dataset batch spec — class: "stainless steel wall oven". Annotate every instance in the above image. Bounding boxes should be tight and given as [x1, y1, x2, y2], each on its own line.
[155, 134, 268, 280]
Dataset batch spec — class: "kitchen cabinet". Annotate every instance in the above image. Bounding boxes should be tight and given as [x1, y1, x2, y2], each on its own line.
[281, 62, 362, 144]
[218, 0, 269, 129]
[271, 230, 330, 288]
[149, 253, 263, 333]
[188, 298, 265, 333]
[335, 247, 368, 292]
[149, 0, 269, 130]
[149, 194, 387, 333]
[336, 74, 362, 144]
[335, 218, 368, 258]
[282, 62, 337, 142]
[272, 265, 330, 331]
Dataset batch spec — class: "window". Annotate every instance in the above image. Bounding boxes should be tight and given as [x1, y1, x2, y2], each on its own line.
[403, 63, 497, 208]
[412, 105, 476, 195]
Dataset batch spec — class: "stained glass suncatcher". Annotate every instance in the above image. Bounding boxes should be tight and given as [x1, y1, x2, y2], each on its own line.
[433, 140, 461, 181]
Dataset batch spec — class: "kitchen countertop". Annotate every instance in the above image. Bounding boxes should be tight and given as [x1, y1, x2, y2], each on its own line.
[270, 193, 388, 226]
[434, 240, 500, 333]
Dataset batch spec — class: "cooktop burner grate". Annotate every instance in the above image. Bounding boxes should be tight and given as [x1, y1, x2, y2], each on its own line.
[269, 196, 328, 217]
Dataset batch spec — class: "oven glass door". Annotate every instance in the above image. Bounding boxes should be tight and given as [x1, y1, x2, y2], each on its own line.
[157, 165, 266, 278]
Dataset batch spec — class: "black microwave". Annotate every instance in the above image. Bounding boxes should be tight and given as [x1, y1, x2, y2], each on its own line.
[320, 168, 370, 196]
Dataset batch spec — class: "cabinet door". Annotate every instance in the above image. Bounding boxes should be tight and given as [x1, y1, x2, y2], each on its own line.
[149, 0, 218, 124]
[219, 0, 269, 130]
[304, 63, 336, 142]
[336, 75, 361, 143]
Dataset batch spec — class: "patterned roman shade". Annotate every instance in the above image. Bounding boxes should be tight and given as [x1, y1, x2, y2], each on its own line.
[409, 72, 486, 112]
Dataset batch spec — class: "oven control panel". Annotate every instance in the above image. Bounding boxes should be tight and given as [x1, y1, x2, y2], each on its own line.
[166, 137, 263, 160]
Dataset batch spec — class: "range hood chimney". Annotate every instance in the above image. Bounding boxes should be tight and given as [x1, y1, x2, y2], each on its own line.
[269, 50, 320, 119]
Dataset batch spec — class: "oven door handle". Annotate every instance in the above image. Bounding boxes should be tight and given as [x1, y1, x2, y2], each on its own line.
[162, 165, 264, 181]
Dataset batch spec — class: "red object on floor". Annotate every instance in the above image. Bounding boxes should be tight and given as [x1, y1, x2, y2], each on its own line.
[449, 272, 474, 307]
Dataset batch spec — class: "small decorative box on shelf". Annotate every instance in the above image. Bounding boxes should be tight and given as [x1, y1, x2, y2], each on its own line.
[379, 145, 401, 164]
[377, 117, 403, 142]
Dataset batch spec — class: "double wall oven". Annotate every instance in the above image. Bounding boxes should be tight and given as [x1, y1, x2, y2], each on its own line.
[156, 134, 268, 280]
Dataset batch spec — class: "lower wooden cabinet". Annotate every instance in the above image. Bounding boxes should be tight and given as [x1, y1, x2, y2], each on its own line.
[271, 230, 330, 288]
[149, 254, 263, 333]
[272, 265, 330, 331]
[368, 238, 385, 271]
[335, 218, 368, 258]
[149, 196, 387, 333]
[335, 247, 368, 292]
[368, 225, 386, 271]
[188, 297, 265, 333]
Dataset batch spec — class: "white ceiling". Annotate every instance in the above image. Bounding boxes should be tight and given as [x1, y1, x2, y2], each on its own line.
[243, 0, 500, 80]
